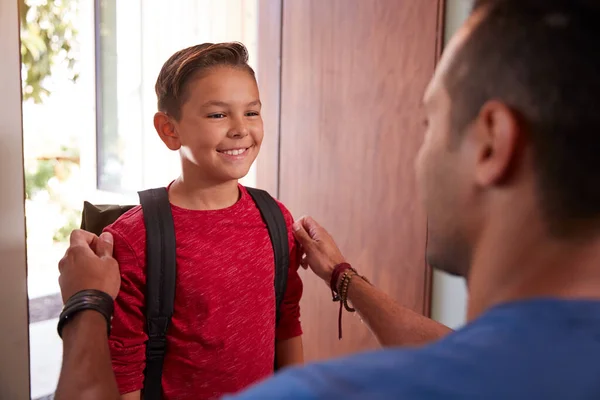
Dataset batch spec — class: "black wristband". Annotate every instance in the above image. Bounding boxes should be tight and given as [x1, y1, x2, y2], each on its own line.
[57, 289, 114, 339]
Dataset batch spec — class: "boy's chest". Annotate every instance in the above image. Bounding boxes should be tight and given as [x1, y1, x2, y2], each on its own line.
[172, 220, 276, 309]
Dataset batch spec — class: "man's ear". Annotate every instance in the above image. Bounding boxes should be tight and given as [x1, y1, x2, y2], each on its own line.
[154, 112, 181, 151]
[472, 100, 521, 187]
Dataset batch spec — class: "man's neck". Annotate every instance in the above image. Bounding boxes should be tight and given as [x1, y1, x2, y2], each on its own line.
[466, 213, 600, 321]
[168, 176, 240, 211]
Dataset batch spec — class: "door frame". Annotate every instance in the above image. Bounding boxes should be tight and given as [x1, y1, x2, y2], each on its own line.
[255, 0, 283, 197]
[0, 0, 31, 398]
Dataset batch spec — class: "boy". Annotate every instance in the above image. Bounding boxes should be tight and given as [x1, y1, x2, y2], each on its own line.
[105, 42, 304, 400]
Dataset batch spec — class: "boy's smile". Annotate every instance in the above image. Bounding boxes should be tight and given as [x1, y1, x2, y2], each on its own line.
[217, 145, 255, 161]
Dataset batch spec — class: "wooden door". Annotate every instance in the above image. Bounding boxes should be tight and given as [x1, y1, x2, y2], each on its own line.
[275, 0, 444, 361]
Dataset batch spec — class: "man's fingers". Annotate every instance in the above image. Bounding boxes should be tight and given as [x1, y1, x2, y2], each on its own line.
[58, 255, 66, 273]
[293, 219, 314, 248]
[95, 232, 114, 258]
[69, 229, 97, 246]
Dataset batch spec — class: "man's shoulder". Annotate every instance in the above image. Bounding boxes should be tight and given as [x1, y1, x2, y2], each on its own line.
[228, 347, 438, 399]
[233, 300, 600, 399]
[229, 336, 513, 399]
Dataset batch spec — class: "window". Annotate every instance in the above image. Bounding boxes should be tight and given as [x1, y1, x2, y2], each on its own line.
[94, 0, 259, 193]
[95, 0, 144, 193]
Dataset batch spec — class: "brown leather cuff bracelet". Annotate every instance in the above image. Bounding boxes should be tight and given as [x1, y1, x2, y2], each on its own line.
[57, 289, 114, 339]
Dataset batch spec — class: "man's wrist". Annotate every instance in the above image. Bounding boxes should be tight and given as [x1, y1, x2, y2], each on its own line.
[333, 270, 344, 292]
[324, 260, 348, 289]
[330, 263, 369, 294]
[60, 310, 107, 340]
[324, 268, 335, 288]
[324, 266, 339, 290]
[328, 262, 354, 293]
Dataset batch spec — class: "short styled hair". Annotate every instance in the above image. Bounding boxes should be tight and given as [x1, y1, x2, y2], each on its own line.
[155, 42, 255, 120]
[445, 0, 600, 236]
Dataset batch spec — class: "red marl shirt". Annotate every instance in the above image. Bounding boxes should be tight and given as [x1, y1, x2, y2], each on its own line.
[104, 185, 303, 399]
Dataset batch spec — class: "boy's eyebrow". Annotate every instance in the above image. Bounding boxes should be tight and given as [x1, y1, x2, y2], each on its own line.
[200, 100, 262, 108]
[247, 100, 262, 107]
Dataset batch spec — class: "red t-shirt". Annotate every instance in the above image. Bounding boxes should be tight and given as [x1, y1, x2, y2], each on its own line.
[105, 185, 303, 399]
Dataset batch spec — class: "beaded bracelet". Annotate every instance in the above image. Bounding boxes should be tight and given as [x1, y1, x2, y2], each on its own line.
[339, 270, 357, 312]
[330, 263, 369, 339]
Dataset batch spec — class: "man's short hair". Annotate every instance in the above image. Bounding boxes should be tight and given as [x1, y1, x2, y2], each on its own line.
[445, 0, 600, 236]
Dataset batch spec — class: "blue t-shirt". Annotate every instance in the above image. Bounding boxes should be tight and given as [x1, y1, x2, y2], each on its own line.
[228, 299, 600, 399]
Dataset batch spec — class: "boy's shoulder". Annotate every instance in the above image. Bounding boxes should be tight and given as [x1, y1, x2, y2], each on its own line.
[262, 193, 296, 243]
[242, 186, 294, 227]
[103, 187, 295, 244]
[274, 198, 294, 224]
[103, 205, 145, 240]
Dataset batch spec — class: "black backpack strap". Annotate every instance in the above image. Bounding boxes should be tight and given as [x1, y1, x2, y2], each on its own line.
[245, 187, 289, 323]
[138, 188, 177, 400]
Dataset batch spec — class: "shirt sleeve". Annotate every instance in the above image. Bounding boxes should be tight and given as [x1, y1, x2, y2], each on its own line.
[275, 209, 304, 341]
[104, 226, 147, 395]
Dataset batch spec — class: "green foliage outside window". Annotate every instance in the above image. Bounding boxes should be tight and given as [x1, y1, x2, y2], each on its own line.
[20, 0, 82, 243]
[20, 0, 79, 103]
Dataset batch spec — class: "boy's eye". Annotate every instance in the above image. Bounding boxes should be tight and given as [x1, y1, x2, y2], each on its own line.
[208, 113, 226, 119]
[246, 111, 260, 117]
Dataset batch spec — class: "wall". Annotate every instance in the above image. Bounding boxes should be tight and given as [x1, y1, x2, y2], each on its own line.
[430, 0, 472, 329]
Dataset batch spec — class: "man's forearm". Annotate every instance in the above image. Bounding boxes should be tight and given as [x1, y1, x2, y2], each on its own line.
[347, 276, 452, 347]
[55, 310, 119, 400]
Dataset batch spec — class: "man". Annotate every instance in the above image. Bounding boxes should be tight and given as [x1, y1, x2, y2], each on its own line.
[56, 0, 600, 398]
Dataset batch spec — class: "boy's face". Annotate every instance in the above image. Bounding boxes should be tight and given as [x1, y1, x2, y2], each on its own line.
[157, 66, 263, 183]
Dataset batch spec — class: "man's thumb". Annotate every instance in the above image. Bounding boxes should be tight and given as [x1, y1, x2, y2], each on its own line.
[301, 216, 322, 240]
[96, 232, 114, 258]
[293, 219, 313, 247]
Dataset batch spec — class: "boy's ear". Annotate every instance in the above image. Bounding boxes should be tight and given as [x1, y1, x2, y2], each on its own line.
[154, 112, 181, 151]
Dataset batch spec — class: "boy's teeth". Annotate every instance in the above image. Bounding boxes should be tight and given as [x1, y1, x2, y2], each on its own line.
[223, 148, 245, 156]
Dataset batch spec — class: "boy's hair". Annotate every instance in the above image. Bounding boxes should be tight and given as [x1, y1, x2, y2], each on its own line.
[155, 42, 255, 120]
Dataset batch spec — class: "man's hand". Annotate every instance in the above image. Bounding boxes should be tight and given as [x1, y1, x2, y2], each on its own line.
[292, 216, 346, 286]
[58, 229, 120, 302]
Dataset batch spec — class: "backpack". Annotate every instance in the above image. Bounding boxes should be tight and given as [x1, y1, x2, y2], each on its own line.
[80, 186, 290, 400]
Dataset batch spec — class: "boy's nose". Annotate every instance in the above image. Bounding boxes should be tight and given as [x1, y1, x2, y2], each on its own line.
[227, 121, 249, 138]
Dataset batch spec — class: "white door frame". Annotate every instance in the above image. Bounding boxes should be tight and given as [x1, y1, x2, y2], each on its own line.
[0, 0, 32, 398]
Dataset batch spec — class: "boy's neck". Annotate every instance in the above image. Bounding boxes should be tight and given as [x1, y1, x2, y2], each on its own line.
[168, 177, 241, 211]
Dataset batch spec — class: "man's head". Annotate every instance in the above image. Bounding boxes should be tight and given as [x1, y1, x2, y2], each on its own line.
[416, 0, 600, 278]
[153, 42, 263, 183]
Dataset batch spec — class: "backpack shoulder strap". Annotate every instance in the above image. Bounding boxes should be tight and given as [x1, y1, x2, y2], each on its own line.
[245, 187, 289, 323]
[138, 188, 176, 400]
